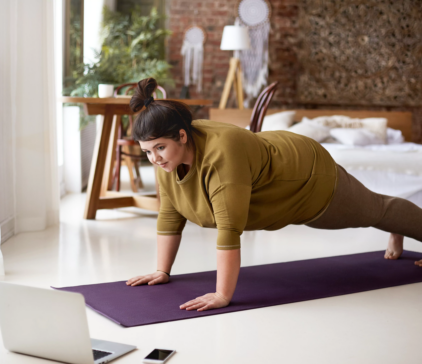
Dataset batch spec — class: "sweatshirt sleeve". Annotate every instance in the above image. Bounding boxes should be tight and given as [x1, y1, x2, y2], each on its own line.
[210, 183, 252, 250]
[157, 189, 187, 236]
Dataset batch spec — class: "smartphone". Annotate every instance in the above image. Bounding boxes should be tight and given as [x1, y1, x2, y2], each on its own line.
[143, 348, 176, 363]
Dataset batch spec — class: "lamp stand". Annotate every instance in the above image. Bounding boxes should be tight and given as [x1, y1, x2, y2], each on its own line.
[219, 57, 244, 110]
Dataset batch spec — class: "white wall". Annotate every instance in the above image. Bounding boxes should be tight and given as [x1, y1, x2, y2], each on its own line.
[0, 0, 17, 243]
[56, 0, 65, 198]
[0, 0, 60, 244]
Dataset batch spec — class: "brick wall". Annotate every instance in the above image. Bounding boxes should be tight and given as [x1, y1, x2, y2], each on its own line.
[167, 0, 299, 105]
[168, 0, 237, 103]
[167, 0, 422, 143]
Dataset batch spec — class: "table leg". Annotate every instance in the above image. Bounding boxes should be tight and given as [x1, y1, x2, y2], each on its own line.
[101, 115, 119, 196]
[122, 148, 138, 193]
[134, 160, 144, 189]
[84, 107, 114, 219]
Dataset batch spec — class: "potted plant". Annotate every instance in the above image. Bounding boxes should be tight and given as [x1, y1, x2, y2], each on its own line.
[64, 6, 173, 128]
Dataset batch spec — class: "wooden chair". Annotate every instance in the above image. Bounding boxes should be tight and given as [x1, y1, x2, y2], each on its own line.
[112, 83, 167, 192]
[248, 82, 279, 133]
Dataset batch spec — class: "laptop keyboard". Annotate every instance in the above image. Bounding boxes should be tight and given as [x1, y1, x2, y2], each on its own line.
[93, 349, 113, 361]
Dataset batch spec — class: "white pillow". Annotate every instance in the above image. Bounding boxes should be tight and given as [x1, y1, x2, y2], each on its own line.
[301, 115, 358, 128]
[387, 127, 405, 144]
[330, 128, 384, 146]
[358, 118, 388, 143]
[321, 136, 341, 144]
[261, 111, 296, 131]
[300, 115, 388, 143]
[288, 120, 331, 142]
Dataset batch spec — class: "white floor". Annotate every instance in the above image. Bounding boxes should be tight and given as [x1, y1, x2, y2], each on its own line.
[1, 166, 422, 364]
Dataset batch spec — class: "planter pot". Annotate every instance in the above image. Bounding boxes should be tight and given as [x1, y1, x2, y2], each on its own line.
[63, 106, 97, 193]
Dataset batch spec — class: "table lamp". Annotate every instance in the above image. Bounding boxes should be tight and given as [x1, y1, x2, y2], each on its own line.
[219, 25, 250, 109]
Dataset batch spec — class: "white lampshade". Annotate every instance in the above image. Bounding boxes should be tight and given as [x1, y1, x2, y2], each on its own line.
[220, 25, 250, 51]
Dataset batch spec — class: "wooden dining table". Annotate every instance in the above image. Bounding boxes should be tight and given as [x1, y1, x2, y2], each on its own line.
[61, 97, 213, 219]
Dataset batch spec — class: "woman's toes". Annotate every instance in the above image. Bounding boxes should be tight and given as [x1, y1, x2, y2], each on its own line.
[384, 249, 400, 260]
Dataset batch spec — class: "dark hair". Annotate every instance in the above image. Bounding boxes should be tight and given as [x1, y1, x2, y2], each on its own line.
[130, 78, 196, 147]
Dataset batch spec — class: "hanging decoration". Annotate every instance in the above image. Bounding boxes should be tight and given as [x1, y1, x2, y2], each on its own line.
[181, 26, 206, 93]
[236, 0, 271, 107]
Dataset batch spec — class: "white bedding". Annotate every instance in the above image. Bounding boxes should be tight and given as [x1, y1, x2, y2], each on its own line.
[320, 142, 422, 208]
[322, 142, 422, 153]
[321, 142, 422, 176]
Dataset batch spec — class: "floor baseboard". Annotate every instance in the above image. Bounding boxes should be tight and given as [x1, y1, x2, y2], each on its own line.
[1, 217, 15, 244]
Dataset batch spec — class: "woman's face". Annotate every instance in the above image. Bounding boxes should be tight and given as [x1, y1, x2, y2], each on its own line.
[139, 130, 189, 173]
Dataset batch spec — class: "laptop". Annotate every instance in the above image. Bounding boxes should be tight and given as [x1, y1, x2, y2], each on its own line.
[0, 282, 136, 364]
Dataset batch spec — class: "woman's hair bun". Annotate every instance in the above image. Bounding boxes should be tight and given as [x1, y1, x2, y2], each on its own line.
[130, 77, 196, 149]
[129, 77, 158, 113]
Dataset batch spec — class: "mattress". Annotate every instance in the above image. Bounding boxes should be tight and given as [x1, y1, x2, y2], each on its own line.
[321, 142, 422, 208]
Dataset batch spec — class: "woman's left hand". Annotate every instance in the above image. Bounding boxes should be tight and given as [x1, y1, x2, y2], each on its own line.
[415, 260, 422, 267]
[180, 292, 230, 312]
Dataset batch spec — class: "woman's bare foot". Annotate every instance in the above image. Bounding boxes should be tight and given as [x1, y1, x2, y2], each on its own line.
[384, 233, 404, 260]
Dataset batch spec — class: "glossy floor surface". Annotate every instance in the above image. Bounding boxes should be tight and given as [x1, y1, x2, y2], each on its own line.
[1, 166, 422, 364]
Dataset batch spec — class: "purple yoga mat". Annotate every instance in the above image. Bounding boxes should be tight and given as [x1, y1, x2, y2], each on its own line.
[52, 250, 422, 327]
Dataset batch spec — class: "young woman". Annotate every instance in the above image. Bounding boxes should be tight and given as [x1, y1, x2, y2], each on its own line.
[125, 78, 422, 312]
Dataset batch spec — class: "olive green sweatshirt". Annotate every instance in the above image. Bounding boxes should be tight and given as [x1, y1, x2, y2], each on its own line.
[156, 120, 337, 250]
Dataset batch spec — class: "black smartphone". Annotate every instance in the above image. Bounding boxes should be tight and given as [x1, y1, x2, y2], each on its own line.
[143, 348, 176, 363]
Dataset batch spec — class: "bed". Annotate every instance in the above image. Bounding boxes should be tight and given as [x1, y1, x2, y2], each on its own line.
[209, 108, 422, 208]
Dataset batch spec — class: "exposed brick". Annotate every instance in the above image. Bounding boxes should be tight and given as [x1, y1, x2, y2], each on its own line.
[165, 0, 421, 142]
[211, 10, 230, 17]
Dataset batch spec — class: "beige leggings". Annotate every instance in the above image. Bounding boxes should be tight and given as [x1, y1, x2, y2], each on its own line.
[305, 164, 422, 242]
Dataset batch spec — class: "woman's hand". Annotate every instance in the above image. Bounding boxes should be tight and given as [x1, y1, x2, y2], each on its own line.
[180, 292, 230, 312]
[415, 260, 422, 267]
[126, 271, 169, 286]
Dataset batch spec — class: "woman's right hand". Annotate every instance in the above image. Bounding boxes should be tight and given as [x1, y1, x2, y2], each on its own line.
[126, 271, 169, 286]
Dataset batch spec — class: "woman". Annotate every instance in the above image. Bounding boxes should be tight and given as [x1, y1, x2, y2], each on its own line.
[126, 78, 422, 312]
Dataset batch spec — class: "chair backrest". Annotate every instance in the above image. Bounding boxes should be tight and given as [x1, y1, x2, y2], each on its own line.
[249, 82, 279, 133]
[114, 82, 136, 96]
[114, 83, 167, 99]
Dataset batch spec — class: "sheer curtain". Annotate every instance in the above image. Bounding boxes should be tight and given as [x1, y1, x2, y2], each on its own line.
[0, 0, 60, 245]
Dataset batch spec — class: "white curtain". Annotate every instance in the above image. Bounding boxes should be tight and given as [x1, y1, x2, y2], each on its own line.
[0, 0, 60, 241]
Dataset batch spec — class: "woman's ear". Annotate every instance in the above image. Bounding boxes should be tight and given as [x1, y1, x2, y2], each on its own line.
[179, 129, 188, 144]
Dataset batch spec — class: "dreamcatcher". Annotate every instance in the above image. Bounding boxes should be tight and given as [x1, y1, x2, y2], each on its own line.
[181, 26, 206, 94]
[236, 0, 271, 106]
